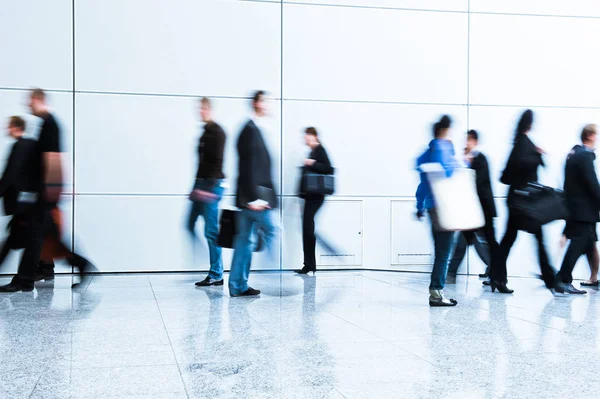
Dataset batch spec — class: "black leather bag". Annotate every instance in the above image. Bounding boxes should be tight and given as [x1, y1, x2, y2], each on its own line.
[509, 182, 569, 232]
[302, 173, 335, 195]
[217, 209, 265, 252]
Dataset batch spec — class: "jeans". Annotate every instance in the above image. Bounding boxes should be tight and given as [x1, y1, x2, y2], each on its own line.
[302, 197, 325, 271]
[187, 179, 224, 280]
[229, 209, 277, 295]
[428, 208, 456, 290]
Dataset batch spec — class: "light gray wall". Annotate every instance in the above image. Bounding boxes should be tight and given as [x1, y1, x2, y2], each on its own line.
[1, 0, 600, 277]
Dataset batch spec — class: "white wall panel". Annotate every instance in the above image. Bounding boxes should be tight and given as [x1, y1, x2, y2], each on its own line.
[75, 0, 281, 97]
[282, 101, 467, 196]
[74, 195, 280, 272]
[470, 14, 600, 107]
[471, 0, 600, 17]
[75, 94, 280, 195]
[0, 0, 72, 90]
[0, 90, 74, 192]
[390, 200, 433, 271]
[283, 4, 468, 103]
[469, 106, 600, 199]
[283, 0, 467, 12]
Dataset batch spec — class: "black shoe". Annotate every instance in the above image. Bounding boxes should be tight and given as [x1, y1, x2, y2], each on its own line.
[294, 267, 316, 275]
[490, 281, 514, 294]
[70, 256, 98, 288]
[0, 282, 34, 293]
[482, 280, 491, 286]
[479, 273, 489, 278]
[564, 284, 587, 295]
[555, 279, 587, 295]
[34, 271, 55, 282]
[195, 277, 224, 287]
[231, 287, 261, 297]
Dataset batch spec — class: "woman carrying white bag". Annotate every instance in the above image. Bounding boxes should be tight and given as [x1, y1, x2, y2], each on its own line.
[416, 115, 485, 307]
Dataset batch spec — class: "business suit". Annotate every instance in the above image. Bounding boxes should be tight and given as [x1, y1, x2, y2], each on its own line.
[0, 138, 41, 266]
[298, 144, 333, 272]
[448, 150, 498, 276]
[491, 133, 554, 285]
[557, 145, 600, 284]
[229, 119, 277, 295]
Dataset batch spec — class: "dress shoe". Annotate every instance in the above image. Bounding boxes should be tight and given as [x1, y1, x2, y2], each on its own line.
[482, 280, 491, 286]
[295, 267, 316, 275]
[555, 280, 586, 295]
[428, 289, 457, 307]
[231, 287, 261, 297]
[34, 270, 55, 282]
[195, 277, 224, 287]
[478, 273, 489, 278]
[490, 281, 514, 294]
[0, 282, 34, 293]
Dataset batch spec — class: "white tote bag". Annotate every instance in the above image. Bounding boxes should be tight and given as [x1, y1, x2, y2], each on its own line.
[420, 163, 485, 231]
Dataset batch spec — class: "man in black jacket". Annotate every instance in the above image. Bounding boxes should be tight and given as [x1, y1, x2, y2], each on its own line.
[555, 124, 600, 294]
[228, 91, 277, 297]
[0, 117, 41, 266]
[447, 130, 498, 282]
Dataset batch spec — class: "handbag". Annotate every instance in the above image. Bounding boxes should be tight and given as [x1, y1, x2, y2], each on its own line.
[302, 174, 335, 195]
[217, 209, 265, 252]
[421, 164, 485, 231]
[509, 182, 568, 232]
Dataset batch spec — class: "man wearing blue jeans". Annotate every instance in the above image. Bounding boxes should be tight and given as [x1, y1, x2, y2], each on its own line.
[229, 91, 277, 297]
[416, 115, 460, 307]
[190, 97, 227, 287]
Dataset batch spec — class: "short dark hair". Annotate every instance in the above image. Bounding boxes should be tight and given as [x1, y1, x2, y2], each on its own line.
[200, 97, 211, 107]
[581, 124, 597, 143]
[9, 116, 26, 131]
[433, 115, 452, 138]
[252, 90, 265, 104]
[305, 127, 318, 137]
[467, 129, 479, 141]
[30, 88, 46, 101]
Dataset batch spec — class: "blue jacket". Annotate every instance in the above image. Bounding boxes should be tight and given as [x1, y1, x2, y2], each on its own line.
[415, 139, 459, 212]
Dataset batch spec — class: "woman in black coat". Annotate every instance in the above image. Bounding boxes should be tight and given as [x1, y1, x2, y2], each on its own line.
[489, 109, 555, 293]
[296, 127, 333, 275]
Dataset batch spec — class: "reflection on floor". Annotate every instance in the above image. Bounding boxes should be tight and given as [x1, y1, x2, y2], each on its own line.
[0, 271, 599, 398]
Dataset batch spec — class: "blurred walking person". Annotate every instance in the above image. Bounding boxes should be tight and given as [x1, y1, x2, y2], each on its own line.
[555, 125, 600, 294]
[0, 91, 95, 292]
[416, 115, 459, 307]
[447, 130, 498, 283]
[489, 109, 554, 294]
[188, 97, 227, 287]
[0, 116, 40, 268]
[295, 127, 333, 275]
[228, 91, 278, 297]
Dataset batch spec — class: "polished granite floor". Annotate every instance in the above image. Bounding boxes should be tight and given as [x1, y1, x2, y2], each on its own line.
[0, 270, 599, 399]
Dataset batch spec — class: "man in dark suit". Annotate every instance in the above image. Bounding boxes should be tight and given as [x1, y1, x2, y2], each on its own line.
[447, 130, 498, 282]
[0, 116, 41, 267]
[555, 124, 600, 294]
[228, 90, 278, 297]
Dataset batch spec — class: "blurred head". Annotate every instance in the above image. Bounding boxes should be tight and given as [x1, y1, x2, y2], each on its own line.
[28, 88, 48, 116]
[433, 115, 452, 139]
[7, 116, 26, 139]
[199, 97, 212, 123]
[516, 109, 534, 137]
[304, 127, 320, 149]
[466, 129, 479, 151]
[581, 124, 597, 149]
[251, 90, 268, 117]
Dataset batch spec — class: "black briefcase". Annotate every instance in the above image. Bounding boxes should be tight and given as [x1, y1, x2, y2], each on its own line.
[303, 173, 335, 195]
[217, 209, 265, 252]
[509, 182, 569, 232]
